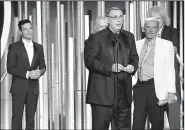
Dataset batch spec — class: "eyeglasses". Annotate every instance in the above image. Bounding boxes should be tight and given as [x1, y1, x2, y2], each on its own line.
[107, 15, 124, 20]
[145, 26, 158, 30]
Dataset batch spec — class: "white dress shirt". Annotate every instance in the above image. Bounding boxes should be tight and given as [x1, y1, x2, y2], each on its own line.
[157, 26, 163, 38]
[22, 38, 34, 78]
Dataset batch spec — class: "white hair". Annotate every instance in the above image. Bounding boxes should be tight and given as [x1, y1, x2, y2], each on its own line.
[142, 17, 159, 32]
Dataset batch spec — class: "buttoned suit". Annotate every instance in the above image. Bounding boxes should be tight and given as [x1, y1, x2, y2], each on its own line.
[7, 40, 46, 129]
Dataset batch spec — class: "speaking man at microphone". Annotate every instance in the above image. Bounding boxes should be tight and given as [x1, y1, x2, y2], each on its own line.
[84, 7, 139, 130]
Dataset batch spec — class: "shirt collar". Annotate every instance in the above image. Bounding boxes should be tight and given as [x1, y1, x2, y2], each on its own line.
[22, 38, 33, 47]
[145, 37, 156, 45]
[157, 26, 163, 36]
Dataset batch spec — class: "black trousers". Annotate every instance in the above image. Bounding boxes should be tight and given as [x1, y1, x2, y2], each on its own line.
[11, 87, 39, 130]
[91, 82, 131, 130]
[132, 79, 164, 130]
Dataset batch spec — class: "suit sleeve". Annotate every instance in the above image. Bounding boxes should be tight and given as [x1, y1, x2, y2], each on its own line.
[166, 41, 176, 93]
[38, 45, 46, 76]
[84, 37, 112, 77]
[129, 34, 139, 75]
[7, 44, 27, 79]
[171, 29, 179, 52]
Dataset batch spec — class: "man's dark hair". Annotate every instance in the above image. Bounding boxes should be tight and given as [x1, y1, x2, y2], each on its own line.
[18, 19, 32, 31]
[106, 7, 122, 17]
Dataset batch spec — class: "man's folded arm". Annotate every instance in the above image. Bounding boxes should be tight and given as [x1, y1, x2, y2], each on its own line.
[84, 40, 112, 77]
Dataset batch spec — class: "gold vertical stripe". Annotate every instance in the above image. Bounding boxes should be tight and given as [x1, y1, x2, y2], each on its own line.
[24, 1, 27, 19]
[125, 1, 130, 31]
[41, 1, 49, 129]
[60, 3, 66, 130]
[36, 1, 42, 129]
[173, 1, 177, 29]
[18, 1, 22, 20]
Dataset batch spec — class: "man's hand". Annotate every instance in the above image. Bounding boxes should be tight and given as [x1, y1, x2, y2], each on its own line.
[28, 69, 41, 79]
[167, 93, 177, 104]
[157, 100, 168, 106]
[112, 63, 124, 72]
[124, 65, 134, 73]
[174, 46, 177, 54]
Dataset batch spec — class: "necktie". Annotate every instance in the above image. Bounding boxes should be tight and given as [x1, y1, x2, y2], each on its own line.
[157, 33, 161, 38]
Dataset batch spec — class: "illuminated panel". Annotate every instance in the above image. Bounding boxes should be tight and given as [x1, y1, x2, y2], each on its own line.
[1, 1, 11, 58]
[18, 1, 22, 20]
[75, 1, 84, 129]
[84, 14, 92, 130]
[173, 2, 177, 29]
[41, 1, 49, 129]
[179, 3, 184, 128]
[60, 4, 66, 130]
[97, 1, 105, 16]
[24, 1, 28, 19]
[67, 37, 75, 129]
[129, 2, 134, 34]
[36, 1, 43, 129]
[125, 1, 130, 31]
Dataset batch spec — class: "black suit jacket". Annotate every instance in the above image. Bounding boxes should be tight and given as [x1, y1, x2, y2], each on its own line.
[84, 28, 139, 106]
[7, 40, 46, 95]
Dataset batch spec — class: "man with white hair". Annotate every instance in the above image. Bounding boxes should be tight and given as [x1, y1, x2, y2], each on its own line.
[94, 16, 108, 33]
[84, 16, 108, 46]
[146, 6, 181, 130]
[132, 17, 176, 130]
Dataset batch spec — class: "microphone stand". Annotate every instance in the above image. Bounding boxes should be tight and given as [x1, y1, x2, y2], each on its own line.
[116, 38, 120, 130]
[113, 34, 120, 130]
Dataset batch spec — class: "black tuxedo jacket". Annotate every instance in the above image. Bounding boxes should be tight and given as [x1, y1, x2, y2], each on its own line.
[7, 40, 46, 95]
[84, 28, 139, 106]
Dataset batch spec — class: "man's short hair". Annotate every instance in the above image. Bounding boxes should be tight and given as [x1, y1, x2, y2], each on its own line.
[146, 6, 171, 26]
[142, 17, 159, 32]
[94, 16, 108, 27]
[144, 17, 159, 24]
[18, 19, 32, 31]
[105, 7, 122, 17]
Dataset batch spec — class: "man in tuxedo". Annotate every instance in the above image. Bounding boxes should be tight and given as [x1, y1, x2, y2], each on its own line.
[132, 17, 176, 130]
[7, 19, 46, 130]
[84, 7, 139, 130]
[146, 6, 181, 130]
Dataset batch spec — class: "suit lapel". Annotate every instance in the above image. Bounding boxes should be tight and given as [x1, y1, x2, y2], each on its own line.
[105, 29, 114, 62]
[119, 35, 128, 66]
[19, 41, 30, 67]
[153, 37, 161, 73]
[30, 42, 38, 68]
